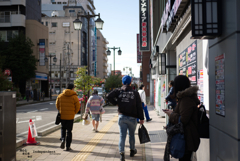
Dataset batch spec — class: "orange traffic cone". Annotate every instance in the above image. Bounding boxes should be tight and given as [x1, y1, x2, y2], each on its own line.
[23, 119, 40, 145]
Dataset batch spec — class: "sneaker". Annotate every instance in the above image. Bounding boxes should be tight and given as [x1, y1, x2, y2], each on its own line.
[60, 141, 65, 149]
[92, 128, 95, 131]
[130, 149, 137, 157]
[147, 118, 152, 122]
[120, 152, 125, 161]
[95, 129, 99, 132]
[66, 147, 72, 151]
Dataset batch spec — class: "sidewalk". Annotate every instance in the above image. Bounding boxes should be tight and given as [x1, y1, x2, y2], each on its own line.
[16, 105, 177, 161]
[17, 96, 58, 107]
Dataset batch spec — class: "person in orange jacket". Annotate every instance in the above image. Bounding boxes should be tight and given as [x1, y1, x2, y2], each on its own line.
[56, 84, 80, 151]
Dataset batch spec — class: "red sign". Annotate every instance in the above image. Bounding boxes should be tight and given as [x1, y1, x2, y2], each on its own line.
[4, 69, 11, 76]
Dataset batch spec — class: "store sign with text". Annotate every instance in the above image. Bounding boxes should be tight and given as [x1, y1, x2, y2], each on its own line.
[139, 0, 150, 51]
[178, 41, 197, 85]
[39, 39, 45, 66]
[137, 34, 142, 63]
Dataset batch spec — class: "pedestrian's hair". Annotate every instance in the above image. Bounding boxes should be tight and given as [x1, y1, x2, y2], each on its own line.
[173, 75, 190, 98]
[93, 90, 98, 95]
[139, 84, 145, 89]
[67, 84, 74, 89]
[169, 80, 174, 86]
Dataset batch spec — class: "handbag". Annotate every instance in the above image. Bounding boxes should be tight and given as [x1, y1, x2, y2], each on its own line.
[83, 113, 88, 120]
[170, 117, 185, 159]
[138, 124, 151, 144]
[55, 112, 61, 125]
[198, 104, 209, 138]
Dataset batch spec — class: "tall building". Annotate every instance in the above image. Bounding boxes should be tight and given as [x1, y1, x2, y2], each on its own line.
[96, 30, 108, 79]
[0, 0, 49, 96]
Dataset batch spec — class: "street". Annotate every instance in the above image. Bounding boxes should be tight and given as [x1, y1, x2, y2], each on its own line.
[16, 101, 70, 140]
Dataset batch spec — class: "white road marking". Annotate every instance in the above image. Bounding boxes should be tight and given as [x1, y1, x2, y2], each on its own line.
[36, 116, 42, 121]
[17, 119, 36, 124]
[40, 108, 48, 111]
[16, 118, 19, 123]
[27, 110, 38, 113]
[49, 103, 55, 105]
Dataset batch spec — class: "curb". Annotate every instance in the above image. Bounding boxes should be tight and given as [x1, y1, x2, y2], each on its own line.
[16, 99, 56, 107]
[16, 115, 81, 148]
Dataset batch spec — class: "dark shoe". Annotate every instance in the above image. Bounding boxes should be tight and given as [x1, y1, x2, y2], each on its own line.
[66, 147, 72, 151]
[147, 118, 152, 122]
[120, 152, 125, 161]
[130, 149, 137, 157]
[60, 141, 65, 149]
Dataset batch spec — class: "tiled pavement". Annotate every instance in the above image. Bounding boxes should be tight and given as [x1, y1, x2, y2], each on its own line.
[16, 105, 177, 161]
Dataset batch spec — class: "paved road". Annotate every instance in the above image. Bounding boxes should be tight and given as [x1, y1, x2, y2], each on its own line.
[16, 101, 76, 140]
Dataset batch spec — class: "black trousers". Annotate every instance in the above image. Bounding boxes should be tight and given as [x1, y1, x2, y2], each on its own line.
[61, 119, 74, 148]
[179, 151, 193, 161]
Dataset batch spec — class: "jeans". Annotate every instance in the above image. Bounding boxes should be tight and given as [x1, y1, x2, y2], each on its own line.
[137, 103, 150, 122]
[61, 119, 74, 148]
[118, 114, 137, 153]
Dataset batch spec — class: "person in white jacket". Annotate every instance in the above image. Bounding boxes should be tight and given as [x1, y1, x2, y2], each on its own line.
[137, 85, 152, 122]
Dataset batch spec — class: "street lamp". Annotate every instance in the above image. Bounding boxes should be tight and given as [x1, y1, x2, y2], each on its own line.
[107, 46, 122, 75]
[73, 12, 104, 97]
[45, 55, 57, 100]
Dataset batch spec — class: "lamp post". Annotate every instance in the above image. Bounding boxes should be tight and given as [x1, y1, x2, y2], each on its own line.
[106, 47, 122, 75]
[73, 12, 104, 98]
[45, 55, 57, 100]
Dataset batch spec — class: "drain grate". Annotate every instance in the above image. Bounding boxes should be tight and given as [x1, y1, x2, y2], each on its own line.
[149, 130, 167, 143]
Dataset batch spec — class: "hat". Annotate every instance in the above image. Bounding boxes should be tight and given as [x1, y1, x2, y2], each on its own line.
[122, 75, 132, 85]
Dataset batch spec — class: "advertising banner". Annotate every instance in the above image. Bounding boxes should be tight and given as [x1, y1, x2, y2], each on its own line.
[137, 34, 142, 63]
[215, 54, 225, 117]
[139, 0, 150, 51]
[197, 69, 204, 103]
[178, 40, 197, 85]
[39, 39, 45, 66]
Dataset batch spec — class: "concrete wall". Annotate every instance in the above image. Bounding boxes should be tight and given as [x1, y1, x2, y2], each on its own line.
[25, 20, 49, 75]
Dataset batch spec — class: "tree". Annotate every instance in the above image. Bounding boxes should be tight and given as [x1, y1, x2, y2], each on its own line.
[104, 74, 122, 92]
[0, 33, 37, 92]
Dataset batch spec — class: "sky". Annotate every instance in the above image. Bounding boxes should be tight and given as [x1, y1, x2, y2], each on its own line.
[94, 0, 141, 78]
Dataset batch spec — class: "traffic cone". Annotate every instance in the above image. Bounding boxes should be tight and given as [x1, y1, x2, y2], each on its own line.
[23, 119, 40, 145]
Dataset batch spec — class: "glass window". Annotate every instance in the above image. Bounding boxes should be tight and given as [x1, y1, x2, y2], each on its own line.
[52, 22, 57, 27]
[11, 11, 18, 14]
[63, 2, 67, 4]
[57, 2, 61, 4]
[52, 2, 56, 4]
[0, 31, 7, 41]
[97, 36, 100, 40]
[46, 21, 48, 26]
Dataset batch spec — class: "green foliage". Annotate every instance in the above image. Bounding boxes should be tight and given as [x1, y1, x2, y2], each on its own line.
[74, 66, 95, 99]
[104, 74, 122, 92]
[0, 33, 37, 86]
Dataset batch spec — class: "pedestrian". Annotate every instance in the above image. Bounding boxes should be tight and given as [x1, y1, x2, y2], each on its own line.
[85, 90, 105, 132]
[42, 91, 45, 101]
[107, 75, 144, 161]
[25, 89, 30, 102]
[163, 75, 200, 161]
[165, 80, 177, 110]
[137, 84, 152, 123]
[56, 84, 80, 151]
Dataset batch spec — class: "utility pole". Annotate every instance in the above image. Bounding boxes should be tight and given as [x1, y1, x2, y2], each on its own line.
[60, 53, 62, 93]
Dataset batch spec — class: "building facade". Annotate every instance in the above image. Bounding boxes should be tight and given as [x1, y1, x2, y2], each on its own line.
[96, 29, 108, 79]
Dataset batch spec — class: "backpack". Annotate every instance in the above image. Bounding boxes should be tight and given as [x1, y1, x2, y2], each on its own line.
[170, 116, 185, 159]
[198, 104, 209, 138]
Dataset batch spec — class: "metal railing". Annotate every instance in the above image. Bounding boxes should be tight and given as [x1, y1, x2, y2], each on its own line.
[0, 15, 10, 23]
[0, 0, 11, 1]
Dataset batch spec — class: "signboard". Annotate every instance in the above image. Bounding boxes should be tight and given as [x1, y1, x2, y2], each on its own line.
[63, 22, 70, 27]
[139, 0, 150, 51]
[4, 69, 12, 82]
[178, 40, 197, 85]
[197, 69, 204, 103]
[215, 54, 225, 117]
[39, 39, 45, 66]
[137, 34, 142, 63]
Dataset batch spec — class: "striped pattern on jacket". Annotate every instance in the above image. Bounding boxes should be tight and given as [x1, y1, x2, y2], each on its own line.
[85, 95, 104, 114]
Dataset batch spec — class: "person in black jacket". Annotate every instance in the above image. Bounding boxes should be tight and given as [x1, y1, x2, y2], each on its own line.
[107, 75, 144, 161]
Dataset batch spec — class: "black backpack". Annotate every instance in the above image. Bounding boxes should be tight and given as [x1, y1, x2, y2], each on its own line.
[198, 104, 209, 138]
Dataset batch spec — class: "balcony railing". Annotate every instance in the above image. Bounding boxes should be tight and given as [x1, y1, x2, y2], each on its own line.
[0, 0, 10, 1]
[0, 15, 10, 23]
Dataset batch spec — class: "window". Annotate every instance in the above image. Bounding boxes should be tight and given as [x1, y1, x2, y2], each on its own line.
[49, 31, 55, 34]
[57, 2, 61, 4]
[63, 2, 67, 4]
[97, 36, 100, 40]
[0, 30, 18, 42]
[11, 11, 18, 14]
[51, 22, 57, 27]
[0, 11, 10, 23]
[45, 21, 48, 26]
[52, 2, 56, 4]
[41, 22, 43, 25]
[69, 10, 75, 13]
[49, 42, 56, 45]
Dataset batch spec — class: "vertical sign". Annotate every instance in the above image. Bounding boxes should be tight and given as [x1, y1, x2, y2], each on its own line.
[215, 54, 225, 117]
[137, 34, 142, 63]
[39, 39, 45, 66]
[178, 40, 197, 85]
[197, 69, 204, 103]
[139, 0, 150, 51]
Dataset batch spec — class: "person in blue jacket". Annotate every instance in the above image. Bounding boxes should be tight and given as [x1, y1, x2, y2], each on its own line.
[165, 81, 176, 110]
